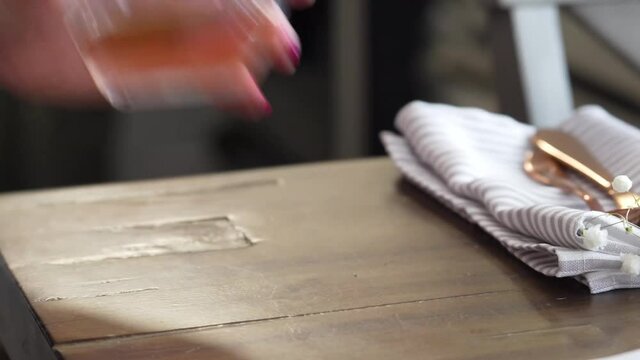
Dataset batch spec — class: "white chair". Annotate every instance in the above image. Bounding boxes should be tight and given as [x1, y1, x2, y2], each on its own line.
[490, 0, 640, 127]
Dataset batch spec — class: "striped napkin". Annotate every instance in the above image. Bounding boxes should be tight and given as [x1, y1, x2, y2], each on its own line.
[381, 101, 640, 293]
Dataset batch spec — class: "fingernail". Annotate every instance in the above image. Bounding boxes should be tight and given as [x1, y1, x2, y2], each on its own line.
[263, 102, 273, 117]
[288, 41, 301, 67]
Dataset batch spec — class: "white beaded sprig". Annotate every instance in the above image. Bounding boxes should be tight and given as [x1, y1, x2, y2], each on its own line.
[581, 224, 607, 251]
[579, 175, 640, 275]
[612, 175, 633, 193]
[622, 254, 640, 275]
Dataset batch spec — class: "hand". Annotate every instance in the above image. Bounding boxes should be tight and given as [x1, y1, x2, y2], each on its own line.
[0, 0, 313, 116]
[0, 0, 101, 104]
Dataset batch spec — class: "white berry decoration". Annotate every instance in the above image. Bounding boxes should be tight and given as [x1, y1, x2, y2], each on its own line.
[581, 224, 607, 251]
[621, 254, 640, 275]
[612, 175, 633, 193]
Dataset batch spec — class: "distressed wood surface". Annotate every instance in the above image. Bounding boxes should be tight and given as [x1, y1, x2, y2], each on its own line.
[1, 159, 640, 359]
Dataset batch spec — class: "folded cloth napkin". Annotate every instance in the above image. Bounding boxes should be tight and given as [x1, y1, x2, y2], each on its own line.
[381, 101, 640, 294]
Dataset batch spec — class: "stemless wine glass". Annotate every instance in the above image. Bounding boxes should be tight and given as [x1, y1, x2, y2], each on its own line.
[59, 0, 283, 110]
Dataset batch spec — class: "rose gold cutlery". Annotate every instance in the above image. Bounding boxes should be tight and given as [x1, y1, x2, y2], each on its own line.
[523, 149, 604, 211]
[532, 129, 640, 210]
[524, 148, 640, 224]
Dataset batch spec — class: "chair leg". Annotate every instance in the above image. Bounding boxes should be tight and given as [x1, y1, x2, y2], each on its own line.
[491, 4, 574, 127]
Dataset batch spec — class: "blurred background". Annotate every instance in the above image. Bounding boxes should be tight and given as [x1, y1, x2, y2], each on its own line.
[0, 0, 639, 192]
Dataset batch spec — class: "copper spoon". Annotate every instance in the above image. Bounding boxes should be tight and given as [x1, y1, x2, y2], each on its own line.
[524, 149, 604, 211]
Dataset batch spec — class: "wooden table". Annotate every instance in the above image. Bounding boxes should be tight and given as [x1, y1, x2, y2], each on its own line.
[1, 159, 640, 359]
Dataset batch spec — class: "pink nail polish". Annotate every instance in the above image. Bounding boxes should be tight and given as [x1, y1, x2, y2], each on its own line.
[263, 102, 273, 117]
[288, 41, 301, 67]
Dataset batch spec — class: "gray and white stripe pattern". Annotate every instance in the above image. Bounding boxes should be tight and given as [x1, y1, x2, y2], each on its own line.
[381, 101, 640, 293]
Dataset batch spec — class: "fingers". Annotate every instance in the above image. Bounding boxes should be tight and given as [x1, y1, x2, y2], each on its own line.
[225, 65, 272, 119]
[260, 5, 301, 74]
[260, 25, 300, 75]
[220, 1, 303, 117]
[198, 62, 272, 120]
[227, 1, 306, 116]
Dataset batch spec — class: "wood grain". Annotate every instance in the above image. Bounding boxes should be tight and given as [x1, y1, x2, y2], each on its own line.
[56, 289, 640, 360]
[1, 159, 639, 359]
